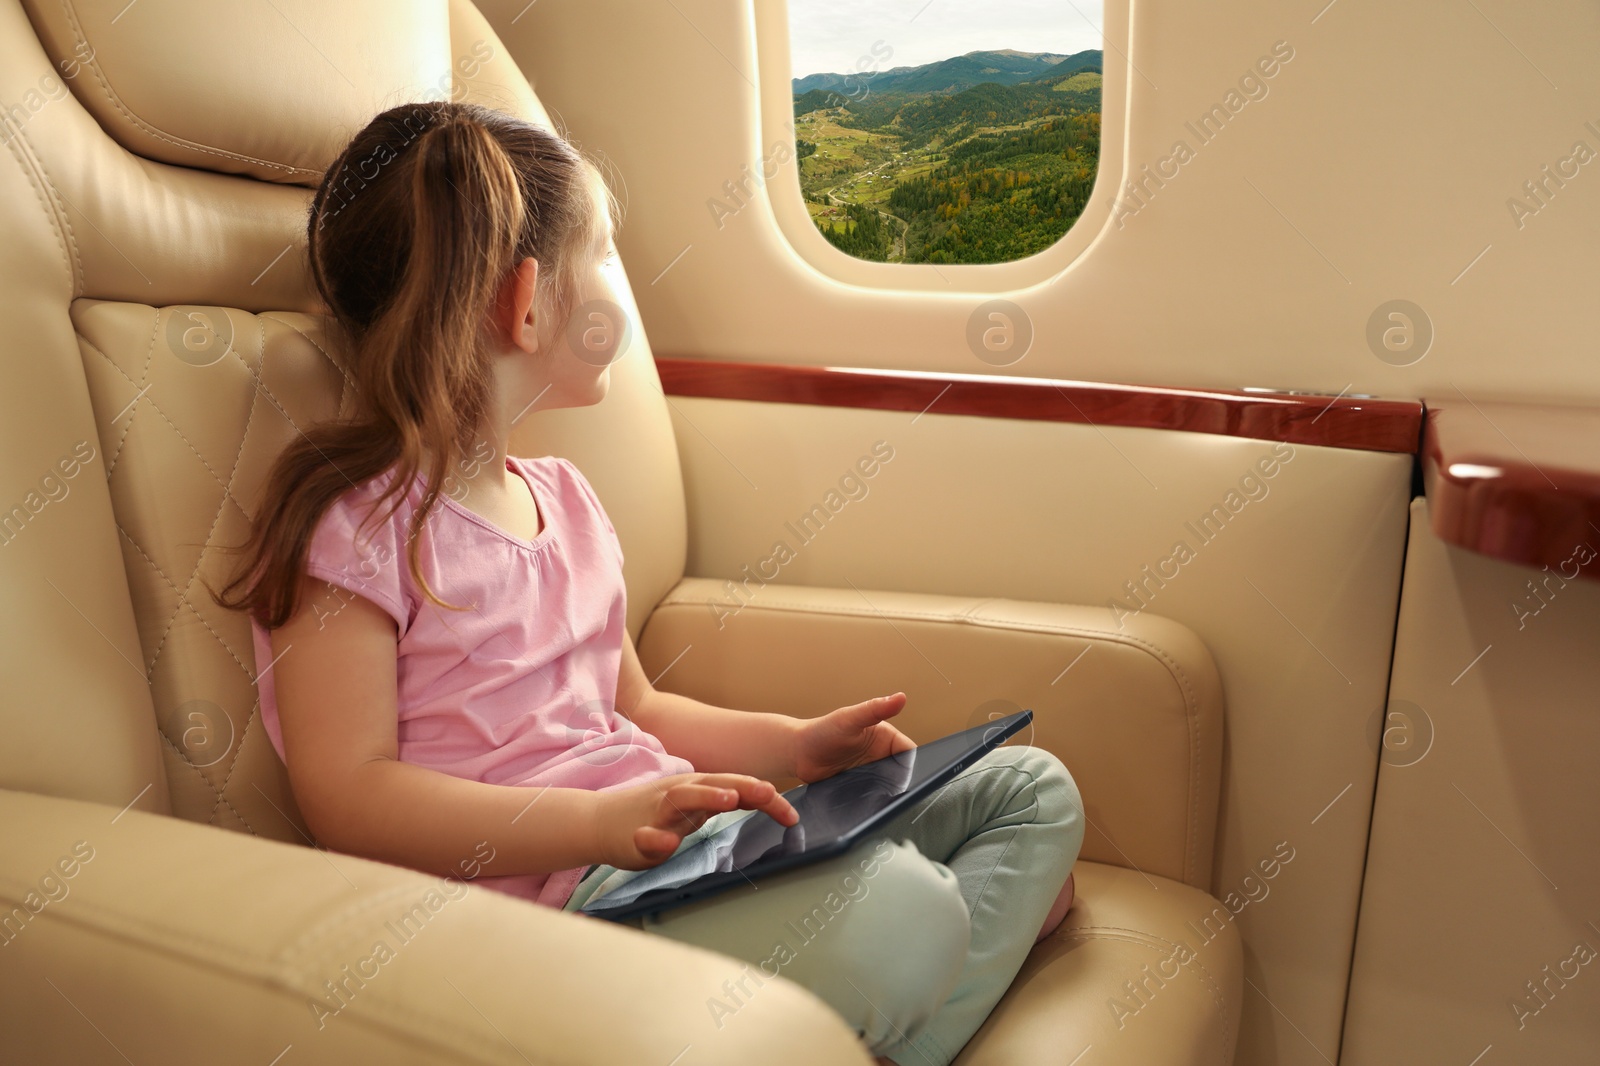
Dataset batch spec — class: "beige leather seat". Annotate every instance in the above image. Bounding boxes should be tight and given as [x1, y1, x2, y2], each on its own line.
[0, 1, 1242, 1062]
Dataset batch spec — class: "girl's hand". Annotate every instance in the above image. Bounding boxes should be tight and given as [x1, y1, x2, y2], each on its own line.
[595, 773, 799, 870]
[794, 693, 916, 784]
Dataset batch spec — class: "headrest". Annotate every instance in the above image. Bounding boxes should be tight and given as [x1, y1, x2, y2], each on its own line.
[22, 0, 455, 184]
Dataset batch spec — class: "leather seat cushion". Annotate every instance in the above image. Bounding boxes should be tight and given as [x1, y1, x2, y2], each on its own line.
[956, 861, 1242, 1066]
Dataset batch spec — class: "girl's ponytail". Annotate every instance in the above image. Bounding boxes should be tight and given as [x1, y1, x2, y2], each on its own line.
[358, 114, 524, 587]
[213, 101, 610, 628]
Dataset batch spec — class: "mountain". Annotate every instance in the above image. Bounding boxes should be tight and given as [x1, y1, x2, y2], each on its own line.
[793, 48, 1102, 96]
[796, 65, 1103, 144]
[823, 76, 1101, 148]
[793, 47, 1103, 266]
[792, 70, 862, 95]
[1016, 50, 1104, 84]
[793, 86, 847, 116]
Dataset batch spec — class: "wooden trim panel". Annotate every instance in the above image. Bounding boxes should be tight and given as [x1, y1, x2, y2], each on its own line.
[655, 357, 1423, 454]
[1423, 400, 1600, 578]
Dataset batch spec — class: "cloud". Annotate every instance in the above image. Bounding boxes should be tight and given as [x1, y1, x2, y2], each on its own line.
[787, 0, 1104, 79]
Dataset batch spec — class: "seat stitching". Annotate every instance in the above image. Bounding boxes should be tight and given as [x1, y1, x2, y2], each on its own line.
[957, 597, 1003, 618]
[206, 686, 258, 826]
[1057, 923, 1232, 1056]
[1184, 657, 1203, 886]
[664, 595, 1201, 710]
[78, 316, 159, 476]
[259, 312, 353, 390]
[0, 869, 269, 961]
[131, 310, 159, 470]
[665, 593, 1199, 707]
[249, 366, 317, 441]
[89, 314, 335, 508]
[76, 319, 322, 701]
[215, 783, 261, 836]
[144, 317, 262, 677]
[82, 322, 165, 479]
[662, 589, 1209, 886]
[157, 727, 261, 836]
[1055, 940, 1230, 1061]
[1, 119, 80, 295]
[115, 525, 256, 682]
[84, 312, 340, 502]
[1056, 923, 1233, 1012]
[17, 124, 86, 294]
[276, 883, 456, 961]
[240, 368, 365, 500]
[78, 332, 253, 511]
[237, 334, 347, 458]
[1056, 925, 1232, 1019]
[53, 0, 317, 178]
[86, 326, 266, 837]
[0, 868, 593, 1065]
[1051, 928, 1167, 949]
[81, 317, 338, 519]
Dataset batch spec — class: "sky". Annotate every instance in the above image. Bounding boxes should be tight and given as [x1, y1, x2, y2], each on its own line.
[787, 0, 1105, 79]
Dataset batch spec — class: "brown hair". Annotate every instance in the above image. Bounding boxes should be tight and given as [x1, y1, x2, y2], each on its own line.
[213, 100, 612, 628]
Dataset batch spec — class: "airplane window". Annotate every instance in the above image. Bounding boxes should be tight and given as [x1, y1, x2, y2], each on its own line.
[786, 0, 1103, 265]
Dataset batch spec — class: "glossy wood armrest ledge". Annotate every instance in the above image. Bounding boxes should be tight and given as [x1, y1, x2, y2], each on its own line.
[1422, 399, 1600, 578]
[655, 356, 1423, 454]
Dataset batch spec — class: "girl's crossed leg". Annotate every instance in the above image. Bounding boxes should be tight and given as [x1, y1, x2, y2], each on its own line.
[566, 746, 1085, 1064]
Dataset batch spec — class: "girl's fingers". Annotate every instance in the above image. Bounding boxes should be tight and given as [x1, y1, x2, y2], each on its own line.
[633, 824, 681, 859]
[691, 772, 771, 789]
[633, 774, 801, 867]
[725, 776, 798, 827]
[686, 774, 800, 828]
[840, 693, 907, 729]
[744, 789, 798, 827]
[658, 783, 739, 828]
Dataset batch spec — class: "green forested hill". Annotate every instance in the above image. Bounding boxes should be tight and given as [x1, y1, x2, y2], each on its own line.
[840, 78, 1099, 148]
[887, 112, 1099, 263]
[793, 48, 1102, 95]
[796, 51, 1101, 265]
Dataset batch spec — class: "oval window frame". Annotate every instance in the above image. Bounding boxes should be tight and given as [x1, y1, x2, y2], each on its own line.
[754, 0, 1135, 293]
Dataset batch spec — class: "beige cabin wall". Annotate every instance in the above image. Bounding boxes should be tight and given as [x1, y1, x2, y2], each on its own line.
[1342, 499, 1600, 1063]
[486, 0, 1600, 405]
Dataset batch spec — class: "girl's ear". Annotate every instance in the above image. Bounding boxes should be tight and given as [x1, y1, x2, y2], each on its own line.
[500, 256, 540, 355]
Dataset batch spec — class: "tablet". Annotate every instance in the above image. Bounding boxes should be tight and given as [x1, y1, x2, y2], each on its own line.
[579, 709, 1034, 922]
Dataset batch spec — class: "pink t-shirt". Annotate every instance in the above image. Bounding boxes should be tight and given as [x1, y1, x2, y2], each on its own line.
[249, 455, 695, 908]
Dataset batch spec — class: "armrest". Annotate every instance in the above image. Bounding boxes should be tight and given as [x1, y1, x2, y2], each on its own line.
[638, 580, 1224, 890]
[0, 788, 871, 1065]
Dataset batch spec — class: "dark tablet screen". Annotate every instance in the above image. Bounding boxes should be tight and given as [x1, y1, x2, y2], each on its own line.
[581, 709, 1031, 921]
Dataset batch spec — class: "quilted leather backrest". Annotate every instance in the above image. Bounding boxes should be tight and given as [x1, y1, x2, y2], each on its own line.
[0, 0, 688, 840]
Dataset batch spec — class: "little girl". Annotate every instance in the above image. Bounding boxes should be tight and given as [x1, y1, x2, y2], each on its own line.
[217, 100, 1084, 1066]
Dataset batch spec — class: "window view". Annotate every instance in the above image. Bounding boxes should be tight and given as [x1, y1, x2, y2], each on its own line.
[788, 1, 1103, 265]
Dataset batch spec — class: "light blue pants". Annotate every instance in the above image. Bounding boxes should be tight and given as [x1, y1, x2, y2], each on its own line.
[563, 746, 1085, 1064]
